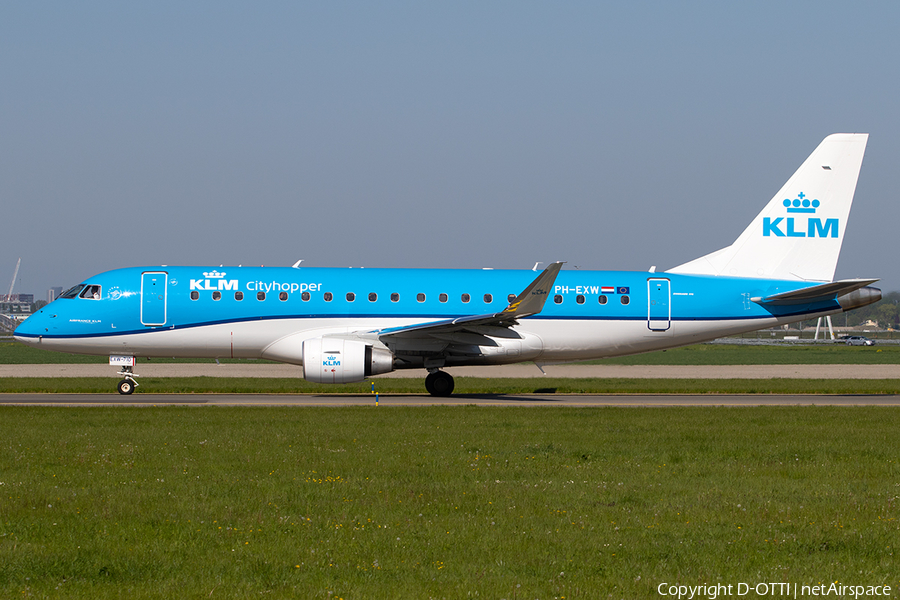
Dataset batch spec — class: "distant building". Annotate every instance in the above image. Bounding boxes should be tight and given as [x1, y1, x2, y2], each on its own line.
[18, 293, 33, 304]
[0, 300, 31, 317]
[48, 287, 63, 303]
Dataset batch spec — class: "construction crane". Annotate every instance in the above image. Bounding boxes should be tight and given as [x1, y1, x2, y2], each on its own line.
[5, 258, 20, 302]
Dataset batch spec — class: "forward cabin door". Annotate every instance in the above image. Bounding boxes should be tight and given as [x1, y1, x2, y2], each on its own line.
[647, 278, 670, 331]
[141, 271, 168, 326]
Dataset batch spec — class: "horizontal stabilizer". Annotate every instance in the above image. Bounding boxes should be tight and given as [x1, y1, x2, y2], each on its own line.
[751, 278, 879, 306]
[375, 262, 563, 339]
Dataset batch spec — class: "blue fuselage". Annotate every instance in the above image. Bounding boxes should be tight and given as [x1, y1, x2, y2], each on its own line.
[15, 266, 843, 366]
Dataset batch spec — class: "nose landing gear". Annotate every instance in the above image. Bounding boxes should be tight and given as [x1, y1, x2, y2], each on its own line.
[424, 370, 455, 397]
[116, 366, 139, 395]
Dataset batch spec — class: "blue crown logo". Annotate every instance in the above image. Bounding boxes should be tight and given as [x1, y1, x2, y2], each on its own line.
[783, 192, 819, 214]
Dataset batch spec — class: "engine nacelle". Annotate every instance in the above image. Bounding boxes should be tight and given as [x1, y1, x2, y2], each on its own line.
[301, 337, 394, 384]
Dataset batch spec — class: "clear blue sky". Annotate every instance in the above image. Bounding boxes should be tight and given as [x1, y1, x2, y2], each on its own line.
[2, 2, 897, 297]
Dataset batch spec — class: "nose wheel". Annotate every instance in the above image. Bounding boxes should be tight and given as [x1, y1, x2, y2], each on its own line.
[424, 370, 454, 397]
[116, 366, 139, 395]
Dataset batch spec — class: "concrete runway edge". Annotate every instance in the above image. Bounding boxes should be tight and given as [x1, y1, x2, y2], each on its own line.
[3, 363, 900, 379]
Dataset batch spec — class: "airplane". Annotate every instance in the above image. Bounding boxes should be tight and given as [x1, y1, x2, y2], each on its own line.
[14, 133, 881, 396]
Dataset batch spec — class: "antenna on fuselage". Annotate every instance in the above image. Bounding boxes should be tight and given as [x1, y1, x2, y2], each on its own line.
[532, 262, 542, 271]
[292, 259, 304, 269]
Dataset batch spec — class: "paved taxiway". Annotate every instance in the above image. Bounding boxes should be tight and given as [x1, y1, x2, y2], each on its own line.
[3, 364, 900, 378]
[2, 393, 900, 406]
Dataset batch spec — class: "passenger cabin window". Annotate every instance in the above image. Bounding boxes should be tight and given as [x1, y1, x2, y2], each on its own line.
[417, 293, 425, 302]
[190, 291, 199, 300]
[324, 292, 333, 302]
[369, 292, 377, 302]
[280, 292, 289, 301]
[554, 294, 563, 304]
[235, 291, 243, 301]
[576, 294, 585, 304]
[390, 293, 399, 302]
[212, 291, 221, 301]
[461, 293, 470, 303]
[257, 291, 266, 301]
[439, 293, 448, 303]
[301, 291, 310, 301]
[598, 295, 608, 305]
[346, 292, 355, 302]
[59, 285, 85, 299]
[620, 295, 630, 305]
[80, 285, 101, 300]
[483, 293, 492, 304]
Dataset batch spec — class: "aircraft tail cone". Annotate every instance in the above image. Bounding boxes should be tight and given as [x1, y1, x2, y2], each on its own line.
[837, 286, 881, 311]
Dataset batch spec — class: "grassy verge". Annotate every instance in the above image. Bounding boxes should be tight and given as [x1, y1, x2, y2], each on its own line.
[1, 407, 899, 598]
[0, 377, 899, 395]
[575, 343, 900, 365]
[3, 340, 900, 365]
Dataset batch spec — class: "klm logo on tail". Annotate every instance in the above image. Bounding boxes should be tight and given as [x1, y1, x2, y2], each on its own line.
[763, 193, 838, 238]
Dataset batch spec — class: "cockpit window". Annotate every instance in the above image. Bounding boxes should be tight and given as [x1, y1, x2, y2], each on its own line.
[79, 285, 102, 300]
[59, 285, 85, 299]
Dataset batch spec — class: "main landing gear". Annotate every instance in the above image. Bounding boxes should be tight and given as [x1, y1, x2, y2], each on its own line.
[424, 370, 455, 397]
[116, 366, 139, 395]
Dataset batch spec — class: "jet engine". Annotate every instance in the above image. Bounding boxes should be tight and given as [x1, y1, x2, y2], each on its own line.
[301, 337, 394, 384]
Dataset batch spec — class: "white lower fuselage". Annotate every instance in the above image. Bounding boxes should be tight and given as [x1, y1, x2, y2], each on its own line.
[23, 312, 836, 367]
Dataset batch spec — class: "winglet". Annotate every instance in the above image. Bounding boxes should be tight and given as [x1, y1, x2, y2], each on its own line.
[502, 261, 564, 318]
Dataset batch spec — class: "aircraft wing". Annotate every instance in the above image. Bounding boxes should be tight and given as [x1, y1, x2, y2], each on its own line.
[751, 278, 879, 306]
[374, 261, 563, 339]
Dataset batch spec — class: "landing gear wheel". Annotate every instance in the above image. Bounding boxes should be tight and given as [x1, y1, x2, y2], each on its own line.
[425, 371, 454, 397]
[115, 364, 139, 394]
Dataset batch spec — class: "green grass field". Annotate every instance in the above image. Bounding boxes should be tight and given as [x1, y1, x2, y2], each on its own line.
[1, 376, 900, 395]
[1, 407, 899, 598]
[3, 340, 899, 365]
[578, 343, 900, 365]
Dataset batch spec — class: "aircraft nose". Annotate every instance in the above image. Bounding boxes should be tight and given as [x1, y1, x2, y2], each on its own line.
[13, 309, 52, 345]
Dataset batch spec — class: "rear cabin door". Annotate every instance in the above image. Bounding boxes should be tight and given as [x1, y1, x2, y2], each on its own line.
[141, 271, 168, 326]
[647, 278, 670, 331]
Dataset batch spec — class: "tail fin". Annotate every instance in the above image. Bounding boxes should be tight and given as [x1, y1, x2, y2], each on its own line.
[668, 133, 868, 282]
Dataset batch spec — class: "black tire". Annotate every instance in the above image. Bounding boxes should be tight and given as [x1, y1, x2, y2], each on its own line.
[424, 372, 437, 395]
[117, 379, 135, 395]
[429, 371, 455, 397]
